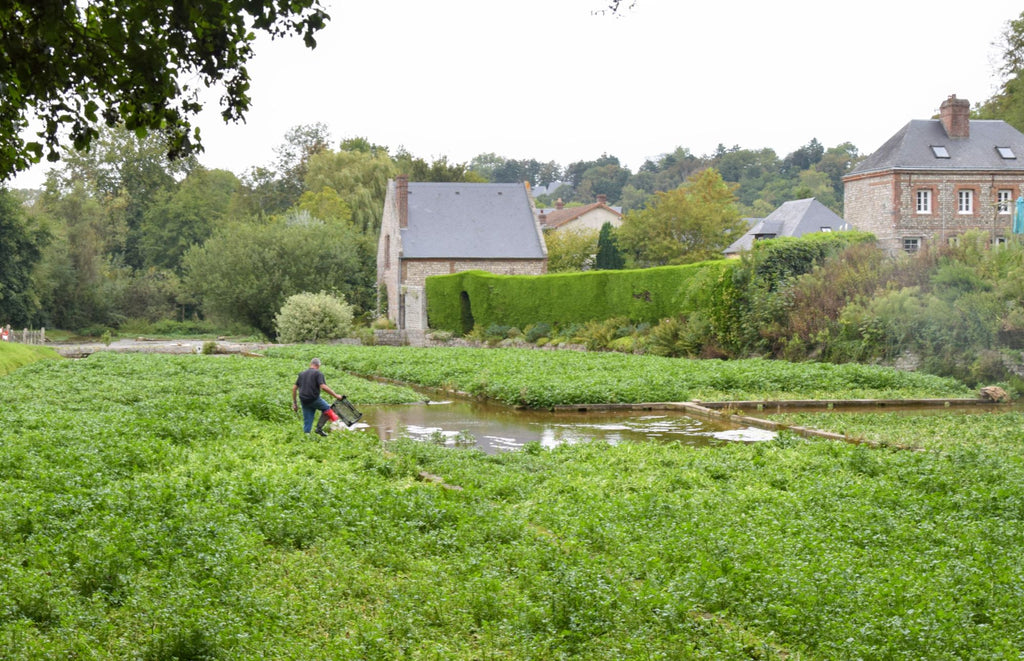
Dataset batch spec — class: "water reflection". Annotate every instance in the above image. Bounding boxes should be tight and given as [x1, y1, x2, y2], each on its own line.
[348, 399, 775, 453]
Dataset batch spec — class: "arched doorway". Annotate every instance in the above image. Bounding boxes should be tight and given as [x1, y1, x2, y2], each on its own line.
[459, 291, 474, 335]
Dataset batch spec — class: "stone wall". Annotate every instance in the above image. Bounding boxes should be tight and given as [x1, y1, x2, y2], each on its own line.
[845, 170, 1022, 254]
[402, 258, 547, 288]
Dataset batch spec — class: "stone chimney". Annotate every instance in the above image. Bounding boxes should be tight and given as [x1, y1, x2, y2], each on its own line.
[597, 194, 607, 205]
[555, 198, 564, 210]
[939, 94, 970, 139]
[538, 212, 548, 225]
[396, 175, 409, 228]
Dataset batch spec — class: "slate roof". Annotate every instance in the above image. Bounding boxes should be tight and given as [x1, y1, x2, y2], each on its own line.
[724, 198, 847, 255]
[847, 119, 1024, 177]
[402, 182, 545, 259]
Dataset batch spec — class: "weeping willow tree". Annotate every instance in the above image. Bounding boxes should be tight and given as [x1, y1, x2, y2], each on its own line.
[304, 148, 395, 233]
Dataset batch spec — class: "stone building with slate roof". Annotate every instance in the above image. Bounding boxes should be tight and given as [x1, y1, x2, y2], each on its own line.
[538, 194, 623, 233]
[723, 198, 849, 256]
[377, 176, 548, 330]
[843, 94, 1024, 254]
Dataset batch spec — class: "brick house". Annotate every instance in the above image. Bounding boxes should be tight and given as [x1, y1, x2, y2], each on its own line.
[377, 176, 548, 330]
[538, 194, 623, 233]
[843, 94, 1024, 254]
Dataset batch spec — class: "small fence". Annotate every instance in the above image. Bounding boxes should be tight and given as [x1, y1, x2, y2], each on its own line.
[2, 327, 45, 345]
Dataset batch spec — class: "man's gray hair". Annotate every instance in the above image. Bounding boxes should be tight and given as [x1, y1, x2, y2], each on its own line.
[310, 358, 321, 367]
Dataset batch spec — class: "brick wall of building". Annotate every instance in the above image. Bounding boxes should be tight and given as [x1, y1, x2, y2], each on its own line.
[846, 170, 1022, 253]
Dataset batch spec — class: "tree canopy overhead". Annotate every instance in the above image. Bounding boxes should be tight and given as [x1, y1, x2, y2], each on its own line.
[0, 0, 329, 180]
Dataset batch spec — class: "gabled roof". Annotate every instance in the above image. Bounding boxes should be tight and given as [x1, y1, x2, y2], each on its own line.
[541, 200, 622, 229]
[847, 119, 1024, 178]
[402, 182, 545, 259]
[724, 198, 847, 255]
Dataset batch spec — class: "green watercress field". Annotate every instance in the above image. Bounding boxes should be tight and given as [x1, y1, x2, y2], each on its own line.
[268, 344, 972, 407]
[1, 349, 1022, 659]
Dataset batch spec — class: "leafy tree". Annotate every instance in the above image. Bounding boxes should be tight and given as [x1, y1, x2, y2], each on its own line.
[271, 123, 333, 211]
[617, 168, 744, 266]
[0, 0, 329, 179]
[976, 11, 1024, 132]
[782, 138, 825, 173]
[393, 151, 484, 182]
[632, 147, 708, 194]
[564, 154, 622, 189]
[46, 125, 189, 267]
[578, 162, 631, 204]
[595, 222, 625, 270]
[294, 187, 353, 226]
[182, 220, 365, 337]
[304, 148, 395, 232]
[0, 189, 49, 325]
[138, 167, 242, 271]
[32, 181, 130, 329]
[544, 228, 599, 272]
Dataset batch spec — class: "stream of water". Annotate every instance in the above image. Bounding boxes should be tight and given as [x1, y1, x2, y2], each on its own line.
[342, 398, 776, 453]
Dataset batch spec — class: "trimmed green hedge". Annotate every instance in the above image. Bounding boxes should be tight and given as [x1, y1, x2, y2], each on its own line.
[425, 260, 736, 332]
[424, 232, 877, 337]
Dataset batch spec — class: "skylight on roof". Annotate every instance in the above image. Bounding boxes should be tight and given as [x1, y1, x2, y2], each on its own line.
[997, 146, 1017, 159]
[931, 145, 950, 158]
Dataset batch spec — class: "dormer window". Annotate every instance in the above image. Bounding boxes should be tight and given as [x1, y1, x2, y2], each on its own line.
[931, 145, 950, 158]
[997, 146, 1016, 159]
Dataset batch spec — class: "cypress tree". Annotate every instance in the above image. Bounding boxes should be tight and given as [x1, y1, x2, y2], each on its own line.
[595, 222, 625, 270]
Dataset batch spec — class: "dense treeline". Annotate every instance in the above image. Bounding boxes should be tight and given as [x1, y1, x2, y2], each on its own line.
[0, 121, 860, 336]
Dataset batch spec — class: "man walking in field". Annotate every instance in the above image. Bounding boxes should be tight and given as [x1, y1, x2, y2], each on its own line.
[292, 357, 342, 436]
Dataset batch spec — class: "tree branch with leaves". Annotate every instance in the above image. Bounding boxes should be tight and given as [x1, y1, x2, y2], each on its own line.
[0, 0, 329, 180]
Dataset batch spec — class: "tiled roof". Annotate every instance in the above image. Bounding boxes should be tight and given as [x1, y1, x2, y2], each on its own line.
[402, 182, 545, 259]
[847, 119, 1024, 177]
[541, 202, 622, 229]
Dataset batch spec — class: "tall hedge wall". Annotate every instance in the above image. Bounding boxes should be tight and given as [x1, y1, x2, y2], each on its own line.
[424, 232, 877, 336]
[425, 260, 736, 333]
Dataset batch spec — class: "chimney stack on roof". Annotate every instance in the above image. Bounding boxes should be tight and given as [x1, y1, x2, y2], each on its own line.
[597, 194, 607, 205]
[555, 198, 564, 210]
[396, 175, 409, 228]
[939, 94, 970, 139]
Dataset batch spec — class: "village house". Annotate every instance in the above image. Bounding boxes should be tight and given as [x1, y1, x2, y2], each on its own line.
[537, 195, 623, 233]
[377, 176, 548, 331]
[843, 94, 1024, 254]
[723, 198, 848, 256]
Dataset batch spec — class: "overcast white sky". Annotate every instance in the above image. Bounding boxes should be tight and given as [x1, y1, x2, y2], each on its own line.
[10, 0, 1024, 188]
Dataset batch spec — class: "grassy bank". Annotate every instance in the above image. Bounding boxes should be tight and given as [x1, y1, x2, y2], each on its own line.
[2, 350, 1021, 659]
[0, 342, 61, 376]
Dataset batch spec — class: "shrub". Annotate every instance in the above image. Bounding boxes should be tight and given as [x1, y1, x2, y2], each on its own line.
[274, 291, 354, 343]
[525, 322, 552, 344]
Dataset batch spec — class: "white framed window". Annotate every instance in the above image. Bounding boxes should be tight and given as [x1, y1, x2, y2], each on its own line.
[958, 189, 974, 214]
[903, 237, 922, 253]
[997, 146, 1016, 159]
[998, 189, 1013, 214]
[820, 227, 832, 232]
[931, 145, 950, 158]
[995, 236, 1008, 246]
[916, 189, 932, 214]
